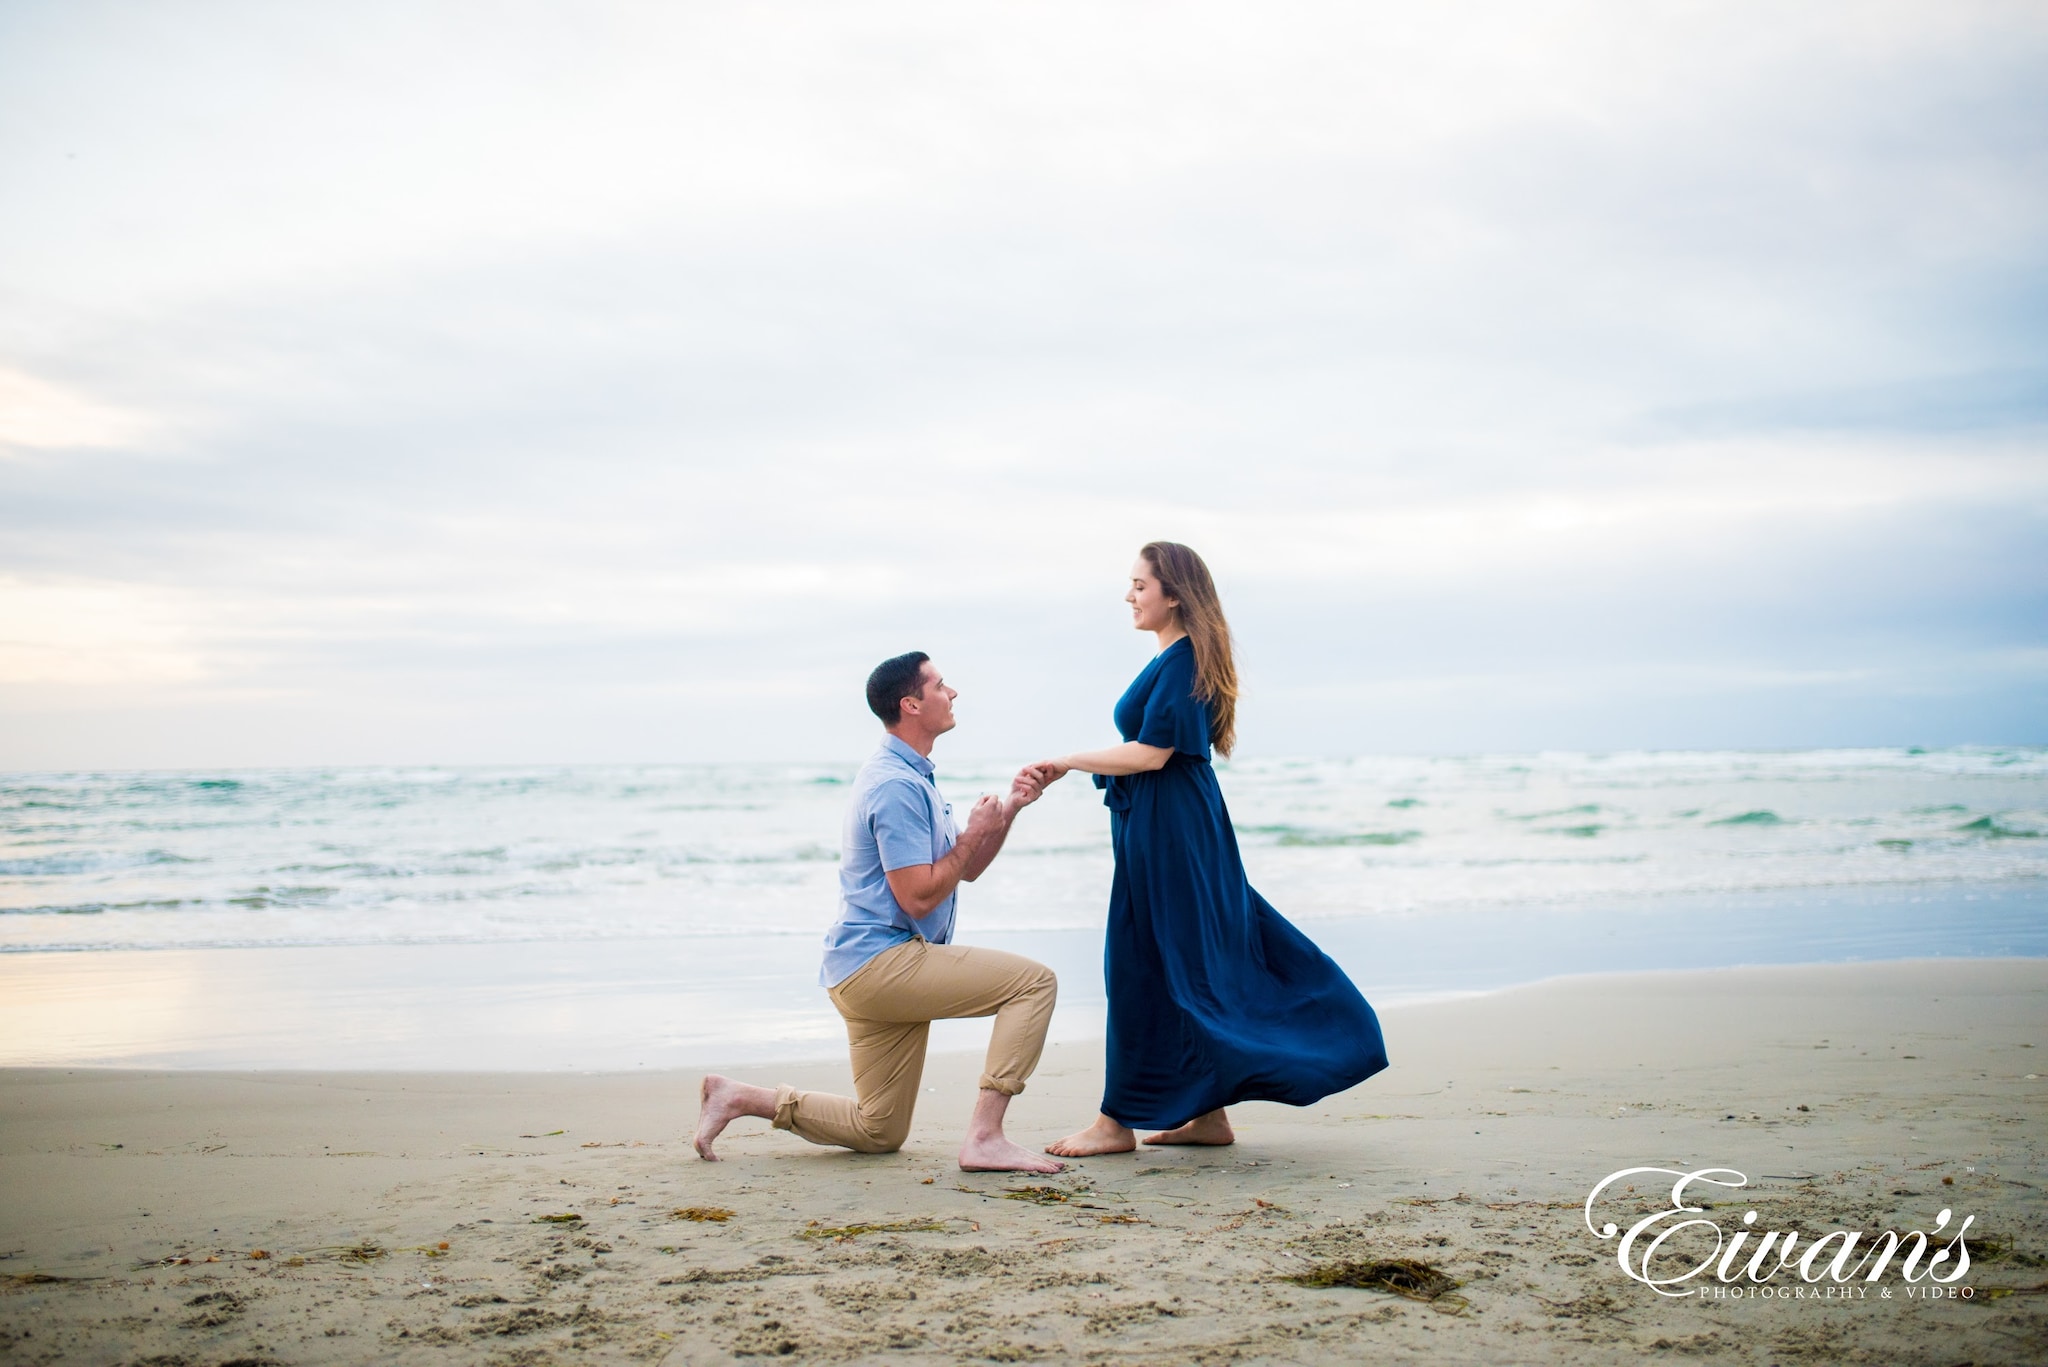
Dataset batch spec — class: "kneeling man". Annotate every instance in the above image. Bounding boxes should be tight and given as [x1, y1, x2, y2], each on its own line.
[695, 651, 1063, 1174]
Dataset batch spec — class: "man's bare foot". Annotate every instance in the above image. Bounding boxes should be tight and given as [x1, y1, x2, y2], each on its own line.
[1045, 1113, 1137, 1157]
[960, 1134, 1065, 1174]
[958, 1088, 1065, 1172]
[693, 1074, 775, 1161]
[1143, 1109, 1234, 1146]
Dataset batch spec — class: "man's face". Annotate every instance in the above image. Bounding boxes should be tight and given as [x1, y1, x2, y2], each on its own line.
[901, 661, 958, 734]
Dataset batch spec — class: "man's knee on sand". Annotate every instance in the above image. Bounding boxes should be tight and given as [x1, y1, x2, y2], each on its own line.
[837, 1086, 917, 1154]
[774, 1089, 915, 1153]
[848, 1105, 915, 1153]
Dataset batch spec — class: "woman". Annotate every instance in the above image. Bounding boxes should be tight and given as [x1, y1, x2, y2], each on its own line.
[1038, 542, 1388, 1157]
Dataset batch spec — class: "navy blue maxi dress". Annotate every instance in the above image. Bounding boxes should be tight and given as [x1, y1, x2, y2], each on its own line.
[1094, 637, 1388, 1129]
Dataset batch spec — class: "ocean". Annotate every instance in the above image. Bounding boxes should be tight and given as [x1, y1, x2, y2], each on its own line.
[2, 747, 2043, 1068]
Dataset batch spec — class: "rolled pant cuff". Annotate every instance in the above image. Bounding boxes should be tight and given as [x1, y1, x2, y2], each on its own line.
[979, 1074, 1024, 1096]
[773, 1084, 801, 1131]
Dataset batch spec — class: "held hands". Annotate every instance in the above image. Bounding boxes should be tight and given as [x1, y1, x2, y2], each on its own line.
[968, 763, 1066, 837]
[1005, 766, 1046, 815]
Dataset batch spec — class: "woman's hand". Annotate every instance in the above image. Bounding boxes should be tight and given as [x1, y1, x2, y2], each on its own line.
[1027, 760, 1071, 785]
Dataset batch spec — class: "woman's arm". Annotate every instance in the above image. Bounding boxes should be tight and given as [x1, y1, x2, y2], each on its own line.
[1035, 741, 1174, 781]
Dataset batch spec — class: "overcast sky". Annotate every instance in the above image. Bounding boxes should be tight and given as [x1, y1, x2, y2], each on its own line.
[1, 0, 2043, 768]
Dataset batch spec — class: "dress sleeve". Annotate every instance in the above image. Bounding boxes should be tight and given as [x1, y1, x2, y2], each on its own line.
[869, 779, 937, 871]
[1134, 650, 1212, 758]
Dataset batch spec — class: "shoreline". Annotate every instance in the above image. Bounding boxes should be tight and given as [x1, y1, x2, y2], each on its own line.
[3, 958, 2044, 1362]
[2, 878, 2042, 1072]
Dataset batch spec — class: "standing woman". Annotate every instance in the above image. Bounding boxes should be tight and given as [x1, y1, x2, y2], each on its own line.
[1039, 542, 1387, 1156]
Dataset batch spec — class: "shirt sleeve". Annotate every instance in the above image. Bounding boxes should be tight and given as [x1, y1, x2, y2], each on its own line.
[1135, 651, 1212, 757]
[869, 778, 938, 872]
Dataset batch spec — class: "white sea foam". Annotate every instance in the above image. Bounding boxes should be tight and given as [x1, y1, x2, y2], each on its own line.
[1, 748, 2042, 953]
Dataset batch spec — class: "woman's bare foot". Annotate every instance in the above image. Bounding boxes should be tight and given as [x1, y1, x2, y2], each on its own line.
[1143, 1109, 1234, 1146]
[693, 1074, 775, 1161]
[1045, 1113, 1138, 1157]
[960, 1134, 1065, 1173]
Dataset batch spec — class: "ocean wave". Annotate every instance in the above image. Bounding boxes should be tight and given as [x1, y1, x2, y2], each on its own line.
[1259, 829, 1423, 847]
[0, 898, 188, 916]
[0, 849, 198, 876]
[1002, 843, 1114, 858]
[3, 749, 2043, 953]
[1957, 816, 2041, 839]
[1453, 855, 1648, 867]
[226, 885, 340, 908]
[1511, 804, 1603, 821]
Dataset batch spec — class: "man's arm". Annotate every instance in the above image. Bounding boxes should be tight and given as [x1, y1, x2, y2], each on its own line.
[958, 768, 1043, 883]
[884, 794, 1004, 917]
[885, 767, 1044, 912]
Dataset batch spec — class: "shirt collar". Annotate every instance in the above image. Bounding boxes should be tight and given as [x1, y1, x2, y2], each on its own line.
[880, 733, 936, 779]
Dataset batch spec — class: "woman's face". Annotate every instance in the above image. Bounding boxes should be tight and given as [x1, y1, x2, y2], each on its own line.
[1126, 558, 1180, 633]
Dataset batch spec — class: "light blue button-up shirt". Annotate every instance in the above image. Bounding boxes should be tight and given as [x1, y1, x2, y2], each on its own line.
[819, 734, 959, 987]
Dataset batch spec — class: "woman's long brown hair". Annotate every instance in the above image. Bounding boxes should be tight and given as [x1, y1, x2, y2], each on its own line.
[1139, 541, 1238, 757]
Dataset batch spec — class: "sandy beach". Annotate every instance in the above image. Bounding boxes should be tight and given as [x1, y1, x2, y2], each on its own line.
[3, 957, 2044, 1365]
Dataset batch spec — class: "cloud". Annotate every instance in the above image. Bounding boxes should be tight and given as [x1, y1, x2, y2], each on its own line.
[0, 1, 2043, 765]
[1645, 371, 2048, 437]
[0, 368, 156, 453]
[0, 575, 211, 688]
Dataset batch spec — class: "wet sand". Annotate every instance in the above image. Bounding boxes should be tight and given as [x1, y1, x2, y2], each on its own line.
[2, 958, 2044, 1364]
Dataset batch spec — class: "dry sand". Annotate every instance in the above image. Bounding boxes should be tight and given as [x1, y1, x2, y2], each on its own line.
[2, 958, 2044, 1365]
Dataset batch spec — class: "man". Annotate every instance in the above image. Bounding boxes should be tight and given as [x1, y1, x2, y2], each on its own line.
[694, 651, 1064, 1174]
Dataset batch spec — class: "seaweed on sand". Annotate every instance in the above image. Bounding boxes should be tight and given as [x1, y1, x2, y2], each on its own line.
[1967, 1234, 2048, 1268]
[672, 1207, 735, 1223]
[2, 1272, 99, 1285]
[798, 1218, 947, 1241]
[1000, 1185, 1094, 1207]
[1287, 1258, 1469, 1313]
[130, 1253, 221, 1270]
[306, 1242, 389, 1263]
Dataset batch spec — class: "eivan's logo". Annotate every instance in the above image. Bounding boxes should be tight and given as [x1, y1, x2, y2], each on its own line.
[1585, 1167, 1973, 1298]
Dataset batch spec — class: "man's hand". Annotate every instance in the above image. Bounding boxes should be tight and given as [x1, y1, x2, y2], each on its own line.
[963, 793, 1004, 843]
[888, 796, 1014, 913]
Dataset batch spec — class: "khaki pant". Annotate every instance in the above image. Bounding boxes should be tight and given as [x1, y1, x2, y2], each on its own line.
[773, 939, 1057, 1153]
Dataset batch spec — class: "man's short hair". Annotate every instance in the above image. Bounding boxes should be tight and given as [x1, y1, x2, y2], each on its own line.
[866, 651, 931, 725]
